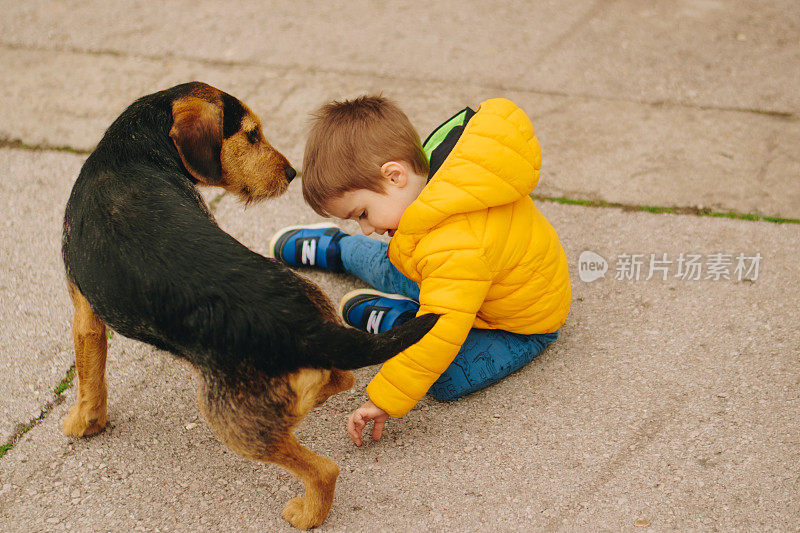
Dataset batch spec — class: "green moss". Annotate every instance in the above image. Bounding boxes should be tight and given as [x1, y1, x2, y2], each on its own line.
[53, 366, 76, 395]
[532, 195, 799, 224]
[208, 192, 226, 212]
[0, 137, 91, 154]
[0, 443, 13, 458]
[0, 365, 76, 461]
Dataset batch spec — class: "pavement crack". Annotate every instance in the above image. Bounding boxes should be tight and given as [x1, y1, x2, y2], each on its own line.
[1, 41, 796, 120]
[755, 134, 780, 184]
[0, 365, 76, 460]
[544, 394, 689, 531]
[0, 129, 794, 223]
[537, 0, 611, 61]
[268, 79, 304, 116]
[0, 135, 92, 155]
[531, 194, 800, 224]
[207, 191, 227, 213]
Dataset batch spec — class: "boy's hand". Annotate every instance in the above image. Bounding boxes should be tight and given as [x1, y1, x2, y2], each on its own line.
[347, 400, 389, 446]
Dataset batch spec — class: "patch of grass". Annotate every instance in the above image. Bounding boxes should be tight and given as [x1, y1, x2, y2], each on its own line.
[0, 136, 91, 155]
[762, 215, 794, 223]
[0, 364, 76, 460]
[641, 205, 675, 215]
[532, 195, 799, 224]
[208, 192, 226, 212]
[53, 366, 76, 395]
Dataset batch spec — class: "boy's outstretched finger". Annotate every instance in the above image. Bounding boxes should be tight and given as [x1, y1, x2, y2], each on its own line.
[371, 417, 386, 441]
[347, 412, 365, 446]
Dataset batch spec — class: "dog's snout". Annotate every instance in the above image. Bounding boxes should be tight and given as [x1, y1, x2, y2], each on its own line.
[285, 167, 297, 183]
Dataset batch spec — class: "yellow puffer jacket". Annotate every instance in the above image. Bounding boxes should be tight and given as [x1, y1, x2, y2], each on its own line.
[366, 98, 571, 418]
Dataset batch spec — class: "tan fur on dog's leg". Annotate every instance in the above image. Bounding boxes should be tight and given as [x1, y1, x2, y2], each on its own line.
[277, 369, 350, 528]
[317, 369, 355, 406]
[290, 368, 355, 409]
[199, 369, 350, 529]
[63, 283, 108, 437]
[271, 433, 340, 530]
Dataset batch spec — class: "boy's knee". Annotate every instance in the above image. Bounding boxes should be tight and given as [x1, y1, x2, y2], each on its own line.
[427, 364, 482, 402]
[427, 329, 560, 402]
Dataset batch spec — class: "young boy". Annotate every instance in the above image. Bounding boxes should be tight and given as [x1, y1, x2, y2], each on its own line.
[269, 96, 571, 446]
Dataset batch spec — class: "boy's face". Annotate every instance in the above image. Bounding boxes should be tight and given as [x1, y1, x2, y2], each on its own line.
[324, 161, 426, 237]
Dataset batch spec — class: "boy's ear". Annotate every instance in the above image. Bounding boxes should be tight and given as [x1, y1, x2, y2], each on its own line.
[380, 161, 407, 187]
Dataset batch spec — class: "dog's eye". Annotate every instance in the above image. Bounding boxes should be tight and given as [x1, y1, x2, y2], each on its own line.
[245, 129, 259, 144]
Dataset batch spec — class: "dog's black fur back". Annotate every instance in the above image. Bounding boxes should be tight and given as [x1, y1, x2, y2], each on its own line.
[63, 83, 436, 378]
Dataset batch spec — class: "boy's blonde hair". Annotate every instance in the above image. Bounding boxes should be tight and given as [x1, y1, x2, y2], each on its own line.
[302, 95, 429, 216]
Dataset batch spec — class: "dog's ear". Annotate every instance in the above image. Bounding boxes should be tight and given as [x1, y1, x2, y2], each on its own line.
[170, 96, 223, 184]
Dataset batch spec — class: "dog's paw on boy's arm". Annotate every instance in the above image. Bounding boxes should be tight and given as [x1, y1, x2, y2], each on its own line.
[347, 400, 390, 447]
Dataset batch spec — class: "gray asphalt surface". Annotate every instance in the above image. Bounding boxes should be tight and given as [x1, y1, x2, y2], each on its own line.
[1, 1, 798, 531]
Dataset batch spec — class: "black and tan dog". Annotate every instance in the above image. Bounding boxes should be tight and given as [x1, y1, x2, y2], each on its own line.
[61, 82, 436, 529]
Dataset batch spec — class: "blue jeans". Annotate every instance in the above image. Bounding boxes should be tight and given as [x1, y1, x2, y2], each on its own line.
[340, 235, 558, 401]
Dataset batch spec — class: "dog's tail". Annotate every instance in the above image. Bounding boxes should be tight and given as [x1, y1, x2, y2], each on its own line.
[310, 313, 439, 370]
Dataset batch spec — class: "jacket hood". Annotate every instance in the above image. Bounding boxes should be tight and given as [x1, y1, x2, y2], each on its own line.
[398, 98, 542, 236]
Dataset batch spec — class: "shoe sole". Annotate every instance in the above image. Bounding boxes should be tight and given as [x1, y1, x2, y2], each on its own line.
[338, 288, 417, 326]
[267, 222, 342, 260]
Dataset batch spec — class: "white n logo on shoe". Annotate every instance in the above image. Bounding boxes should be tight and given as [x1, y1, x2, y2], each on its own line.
[366, 310, 385, 334]
[301, 239, 316, 266]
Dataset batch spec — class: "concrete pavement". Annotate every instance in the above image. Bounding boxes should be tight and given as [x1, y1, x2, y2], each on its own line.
[1, 1, 798, 531]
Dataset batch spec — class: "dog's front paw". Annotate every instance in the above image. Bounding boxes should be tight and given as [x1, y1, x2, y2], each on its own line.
[62, 404, 107, 437]
[282, 496, 328, 530]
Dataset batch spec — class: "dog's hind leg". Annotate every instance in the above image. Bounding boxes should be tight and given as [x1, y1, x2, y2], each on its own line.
[198, 369, 344, 529]
[62, 283, 108, 437]
[274, 369, 350, 528]
[270, 432, 340, 530]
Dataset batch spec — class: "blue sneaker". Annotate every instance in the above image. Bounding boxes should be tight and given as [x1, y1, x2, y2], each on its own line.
[268, 223, 349, 272]
[339, 289, 420, 334]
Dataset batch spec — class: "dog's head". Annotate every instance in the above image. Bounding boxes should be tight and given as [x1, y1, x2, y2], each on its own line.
[169, 83, 295, 203]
